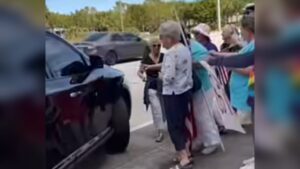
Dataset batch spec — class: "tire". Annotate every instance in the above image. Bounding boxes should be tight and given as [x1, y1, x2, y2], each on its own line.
[106, 95, 130, 154]
[105, 51, 118, 66]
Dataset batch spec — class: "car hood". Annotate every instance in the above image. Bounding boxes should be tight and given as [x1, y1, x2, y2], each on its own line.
[74, 41, 95, 49]
[74, 41, 108, 48]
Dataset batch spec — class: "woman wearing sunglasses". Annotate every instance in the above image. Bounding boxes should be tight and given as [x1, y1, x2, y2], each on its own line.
[137, 38, 165, 142]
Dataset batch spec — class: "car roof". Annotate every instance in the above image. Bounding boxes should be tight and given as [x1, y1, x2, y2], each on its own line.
[120, 32, 137, 36]
[90, 32, 135, 35]
[89, 31, 109, 34]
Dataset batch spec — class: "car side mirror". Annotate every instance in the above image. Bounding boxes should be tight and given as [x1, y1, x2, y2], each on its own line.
[89, 55, 104, 69]
[61, 61, 89, 76]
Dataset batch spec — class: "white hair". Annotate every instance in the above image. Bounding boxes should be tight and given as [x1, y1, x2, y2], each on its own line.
[159, 20, 181, 41]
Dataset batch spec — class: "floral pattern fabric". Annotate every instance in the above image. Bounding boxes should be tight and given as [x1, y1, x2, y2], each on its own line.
[161, 43, 193, 95]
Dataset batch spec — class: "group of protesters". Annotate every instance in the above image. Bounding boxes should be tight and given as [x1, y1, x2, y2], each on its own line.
[137, 5, 255, 169]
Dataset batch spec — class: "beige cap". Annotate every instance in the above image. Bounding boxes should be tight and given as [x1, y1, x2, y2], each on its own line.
[192, 23, 211, 37]
[159, 20, 181, 41]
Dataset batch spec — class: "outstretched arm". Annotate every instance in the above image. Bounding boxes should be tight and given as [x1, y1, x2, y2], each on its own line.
[145, 63, 162, 71]
[207, 51, 254, 68]
[210, 51, 239, 57]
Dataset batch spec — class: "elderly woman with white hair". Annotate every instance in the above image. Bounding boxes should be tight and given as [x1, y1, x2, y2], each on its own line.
[157, 20, 193, 169]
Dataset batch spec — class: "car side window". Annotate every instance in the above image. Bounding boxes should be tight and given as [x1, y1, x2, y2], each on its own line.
[46, 34, 86, 78]
[123, 34, 140, 41]
[111, 34, 124, 42]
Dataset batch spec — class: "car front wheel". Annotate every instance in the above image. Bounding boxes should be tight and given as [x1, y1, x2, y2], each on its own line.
[106, 95, 130, 153]
[105, 51, 118, 66]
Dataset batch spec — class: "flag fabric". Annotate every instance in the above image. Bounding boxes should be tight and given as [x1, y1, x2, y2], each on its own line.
[216, 66, 229, 86]
[248, 69, 255, 90]
[177, 21, 198, 151]
[291, 59, 300, 89]
[200, 61, 246, 134]
[185, 99, 198, 150]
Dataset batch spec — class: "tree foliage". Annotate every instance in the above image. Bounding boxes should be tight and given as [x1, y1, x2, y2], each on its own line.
[46, 0, 254, 40]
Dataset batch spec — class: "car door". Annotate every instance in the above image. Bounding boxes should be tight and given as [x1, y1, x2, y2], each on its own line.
[46, 32, 91, 150]
[111, 33, 135, 60]
[123, 33, 145, 58]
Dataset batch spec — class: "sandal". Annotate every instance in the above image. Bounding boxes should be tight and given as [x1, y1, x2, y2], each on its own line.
[170, 161, 193, 169]
[172, 156, 193, 163]
[172, 157, 180, 163]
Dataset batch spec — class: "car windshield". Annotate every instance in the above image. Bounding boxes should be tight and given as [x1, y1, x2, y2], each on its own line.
[46, 33, 88, 77]
[85, 33, 107, 42]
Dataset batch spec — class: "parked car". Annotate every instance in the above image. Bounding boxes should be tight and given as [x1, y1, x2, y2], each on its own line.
[74, 32, 148, 65]
[46, 31, 132, 169]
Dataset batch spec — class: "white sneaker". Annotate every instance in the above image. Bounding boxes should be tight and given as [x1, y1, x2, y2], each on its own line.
[240, 162, 254, 169]
[243, 157, 254, 165]
[240, 157, 255, 169]
[237, 111, 252, 125]
[201, 145, 218, 155]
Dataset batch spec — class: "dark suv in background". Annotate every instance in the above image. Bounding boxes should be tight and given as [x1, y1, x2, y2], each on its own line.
[46, 32, 132, 169]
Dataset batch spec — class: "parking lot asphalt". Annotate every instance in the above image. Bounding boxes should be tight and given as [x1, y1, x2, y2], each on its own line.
[77, 125, 253, 169]
[113, 60, 153, 131]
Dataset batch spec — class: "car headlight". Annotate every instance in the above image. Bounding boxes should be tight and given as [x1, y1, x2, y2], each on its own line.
[84, 47, 98, 55]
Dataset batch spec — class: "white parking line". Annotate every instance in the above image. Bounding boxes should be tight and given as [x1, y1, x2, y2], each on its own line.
[130, 121, 153, 132]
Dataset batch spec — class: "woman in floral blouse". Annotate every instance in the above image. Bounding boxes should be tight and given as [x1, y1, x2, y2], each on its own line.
[158, 20, 193, 169]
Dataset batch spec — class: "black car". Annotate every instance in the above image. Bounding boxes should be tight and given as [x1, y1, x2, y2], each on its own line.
[46, 31, 132, 169]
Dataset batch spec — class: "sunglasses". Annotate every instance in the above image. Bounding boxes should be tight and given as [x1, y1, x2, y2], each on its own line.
[152, 44, 161, 48]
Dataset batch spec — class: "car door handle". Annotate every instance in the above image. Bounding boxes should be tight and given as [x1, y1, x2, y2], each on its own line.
[70, 91, 83, 98]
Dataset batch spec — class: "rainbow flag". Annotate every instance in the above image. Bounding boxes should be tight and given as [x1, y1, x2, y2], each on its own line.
[292, 69, 300, 89]
[291, 59, 300, 89]
[248, 69, 255, 89]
